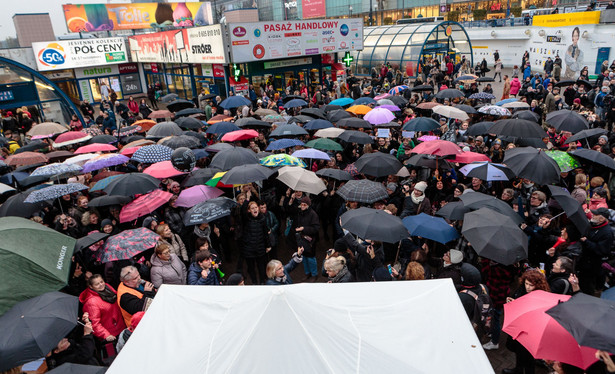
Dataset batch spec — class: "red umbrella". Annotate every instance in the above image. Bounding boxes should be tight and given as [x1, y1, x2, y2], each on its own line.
[74, 143, 117, 154]
[53, 131, 91, 147]
[119, 189, 173, 223]
[451, 151, 491, 164]
[143, 161, 189, 179]
[120, 146, 141, 156]
[221, 129, 259, 142]
[148, 110, 174, 119]
[5, 152, 48, 167]
[411, 140, 462, 157]
[503, 290, 598, 370]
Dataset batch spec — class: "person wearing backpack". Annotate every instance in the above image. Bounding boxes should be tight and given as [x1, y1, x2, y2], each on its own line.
[502, 269, 550, 374]
[548, 256, 574, 295]
[458, 263, 494, 338]
[481, 259, 515, 351]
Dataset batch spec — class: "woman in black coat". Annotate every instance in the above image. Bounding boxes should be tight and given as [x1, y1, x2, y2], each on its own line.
[240, 201, 271, 284]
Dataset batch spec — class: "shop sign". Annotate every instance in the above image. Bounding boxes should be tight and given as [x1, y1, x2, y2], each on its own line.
[532, 10, 600, 27]
[151, 64, 159, 73]
[0, 91, 14, 102]
[119, 63, 139, 74]
[264, 57, 313, 69]
[213, 64, 225, 78]
[129, 25, 227, 64]
[74, 64, 120, 79]
[62, 2, 213, 32]
[228, 19, 364, 63]
[302, 0, 326, 19]
[202, 64, 214, 77]
[42, 70, 75, 80]
[32, 37, 127, 72]
[120, 74, 142, 95]
[79, 80, 93, 103]
[546, 36, 561, 43]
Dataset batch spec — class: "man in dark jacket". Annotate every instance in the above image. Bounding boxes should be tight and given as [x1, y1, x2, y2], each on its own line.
[342, 233, 384, 282]
[548, 256, 573, 295]
[240, 201, 271, 284]
[293, 196, 320, 281]
[579, 208, 614, 294]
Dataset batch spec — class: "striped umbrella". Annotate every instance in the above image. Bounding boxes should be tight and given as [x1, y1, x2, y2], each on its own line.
[388, 85, 409, 95]
[131, 144, 174, 164]
[119, 190, 173, 223]
[24, 183, 88, 203]
[97, 228, 159, 262]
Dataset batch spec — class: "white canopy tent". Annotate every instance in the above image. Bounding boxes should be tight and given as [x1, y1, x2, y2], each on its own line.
[108, 279, 493, 373]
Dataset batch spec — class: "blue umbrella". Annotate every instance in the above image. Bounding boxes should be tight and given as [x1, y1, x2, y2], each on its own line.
[283, 99, 308, 109]
[602, 287, 615, 301]
[469, 92, 496, 100]
[206, 121, 239, 135]
[24, 183, 88, 203]
[131, 144, 174, 164]
[329, 97, 354, 106]
[266, 139, 305, 151]
[31, 163, 83, 179]
[90, 175, 123, 192]
[0, 171, 30, 185]
[402, 213, 460, 244]
[303, 119, 334, 131]
[219, 96, 252, 109]
[495, 98, 518, 106]
[354, 97, 377, 105]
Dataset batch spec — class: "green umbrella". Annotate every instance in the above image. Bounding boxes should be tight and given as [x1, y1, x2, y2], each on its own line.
[0, 217, 77, 315]
[546, 150, 581, 172]
[305, 138, 343, 152]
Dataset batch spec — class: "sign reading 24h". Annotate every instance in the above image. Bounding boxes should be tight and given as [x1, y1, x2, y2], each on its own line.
[32, 37, 127, 71]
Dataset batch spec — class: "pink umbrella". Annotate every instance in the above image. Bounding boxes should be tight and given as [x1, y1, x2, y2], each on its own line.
[417, 135, 440, 142]
[364, 107, 395, 125]
[53, 131, 91, 147]
[120, 146, 141, 156]
[452, 151, 491, 164]
[221, 129, 259, 142]
[175, 185, 224, 208]
[74, 143, 117, 154]
[503, 290, 598, 370]
[374, 93, 391, 100]
[120, 190, 173, 223]
[143, 160, 188, 179]
[412, 139, 462, 157]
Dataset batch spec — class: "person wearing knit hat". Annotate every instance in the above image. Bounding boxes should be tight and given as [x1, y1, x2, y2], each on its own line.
[436, 249, 464, 290]
[400, 181, 431, 218]
[300, 196, 311, 206]
[101, 218, 115, 234]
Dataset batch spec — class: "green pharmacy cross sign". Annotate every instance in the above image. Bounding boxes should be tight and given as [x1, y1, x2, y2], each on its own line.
[232, 64, 241, 81]
[343, 52, 354, 67]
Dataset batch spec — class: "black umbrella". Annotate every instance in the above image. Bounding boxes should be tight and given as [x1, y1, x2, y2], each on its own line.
[102, 173, 160, 196]
[489, 119, 547, 138]
[323, 104, 343, 112]
[405, 154, 452, 170]
[287, 115, 314, 124]
[477, 76, 495, 82]
[411, 84, 434, 92]
[235, 118, 271, 128]
[175, 116, 204, 130]
[512, 110, 540, 122]
[209, 147, 259, 171]
[146, 122, 184, 139]
[337, 179, 388, 203]
[220, 164, 275, 185]
[576, 79, 593, 91]
[564, 128, 607, 145]
[13, 141, 47, 154]
[17, 174, 51, 189]
[547, 185, 590, 235]
[282, 94, 304, 103]
[15, 163, 46, 172]
[0, 191, 49, 218]
[182, 168, 220, 187]
[546, 110, 589, 134]
[47, 363, 107, 374]
[0, 292, 78, 371]
[462, 208, 528, 265]
[571, 148, 615, 170]
[205, 142, 234, 153]
[160, 135, 201, 149]
[304, 119, 334, 131]
[376, 121, 401, 128]
[315, 168, 352, 181]
[340, 207, 408, 243]
[184, 197, 238, 225]
[435, 89, 465, 99]
[545, 293, 615, 353]
[88, 134, 117, 144]
[435, 201, 470, 220]
[327, 109, 352, 123]
[167, 99, 195, 112]
[388, 96, 408, 107]
[515, 137, 548, 149]
[337, 117, 372, 129]
[460, 191, 524, 225]
[504, 147, 561, 185]
[74, 232, 110, 253]
[466, 121, 495, 136]
[402, 117, 440, 132]
[300, 108, 326, 119]
[123, 135, 146, 144]
[46, 151, 74, 163]
[160, 93, 179, 103]
[270, 124, 309, 137]
[554, 80, 576, 88]
[455, 104, 479, 114]
[175, 108, 204, 118]
[338, 130, 374, 144]
[355, 152, 402, 178]
[88, 195, 132, 208]
[183, 131, 207, 147]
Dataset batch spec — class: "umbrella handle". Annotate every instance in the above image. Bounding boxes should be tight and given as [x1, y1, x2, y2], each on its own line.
[394, 241, 401, 265]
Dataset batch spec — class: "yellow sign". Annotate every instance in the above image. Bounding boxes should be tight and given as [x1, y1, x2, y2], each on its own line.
[532, 11, 600, 27]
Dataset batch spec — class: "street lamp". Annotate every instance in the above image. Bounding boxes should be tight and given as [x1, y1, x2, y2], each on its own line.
[374, 3, 378, 25]
[350, 5, 353, 18]
[369, 0, 373, 25]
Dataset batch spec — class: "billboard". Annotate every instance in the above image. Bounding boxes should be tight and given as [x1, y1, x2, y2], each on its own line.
[302, 0, 326, 19]
[129, 25, 227, 64]
[228, 19, 363, 63]
[32, 38, 127, 72]
[62, 2, 213, 32]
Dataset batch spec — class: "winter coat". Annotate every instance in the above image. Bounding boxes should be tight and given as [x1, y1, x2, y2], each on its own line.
[187, 262, 222, 285]
[548, 271, 572, 295]
[240, 210, 271, 258]
[342, 233, 384, 282]
[510, 78, 522, 95]
[580, 222, 613, 271]
[79, 285, 126, 340]
[150, 253, 187, 288]
[265, 255, 303, 285]
[161, 233, 188, 262]
[293, 207, 320, 256]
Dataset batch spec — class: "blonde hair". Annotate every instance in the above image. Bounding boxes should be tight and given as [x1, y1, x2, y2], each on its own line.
[266, 260, 282, 279]
[575, 173, 587, 186]
[324, 256, 346, 273]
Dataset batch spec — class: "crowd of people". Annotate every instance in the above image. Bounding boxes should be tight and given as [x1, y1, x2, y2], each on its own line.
[2, 56, 615, 374]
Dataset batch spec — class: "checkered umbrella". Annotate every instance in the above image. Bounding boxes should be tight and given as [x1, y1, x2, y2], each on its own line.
[337, 179, 388, 203]
[24, 183, 88, 203]
[31, 163, 82, 178]
[119, 189, 173, 223]
[131, 144, 174, 164]
[97, 228, 160, 263]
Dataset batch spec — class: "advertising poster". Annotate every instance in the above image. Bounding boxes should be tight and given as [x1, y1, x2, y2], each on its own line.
[63, 2, 213, 32]
[32, 38, 127, 72]
[228, 19, 364, 63]
[302, 0, 326, 19]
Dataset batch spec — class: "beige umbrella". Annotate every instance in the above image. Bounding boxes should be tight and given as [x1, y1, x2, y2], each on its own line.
[503, 101, 530, 109]
[276, 166, 326, 195]
[27, 122, 69, 138]
[255, 108, 277, 116]
[432, 105, 470, 121]
[314, 128, 345, 138]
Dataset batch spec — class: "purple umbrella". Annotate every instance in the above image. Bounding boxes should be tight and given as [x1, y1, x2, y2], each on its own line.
[292, 148, 331, 160]
[175, 185, 224, 208]
[378, 104, 401, 112]
[82, 154, 130, 173]
[364, 107, 395, 125]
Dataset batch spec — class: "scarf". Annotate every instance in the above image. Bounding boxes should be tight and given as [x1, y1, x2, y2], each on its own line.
[330, 266, 349, 283]
[274, 275, 288, 284]
[97, 285, 117, 304]
[411, 193, 425, 205]
[193, 225, 211, 240]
